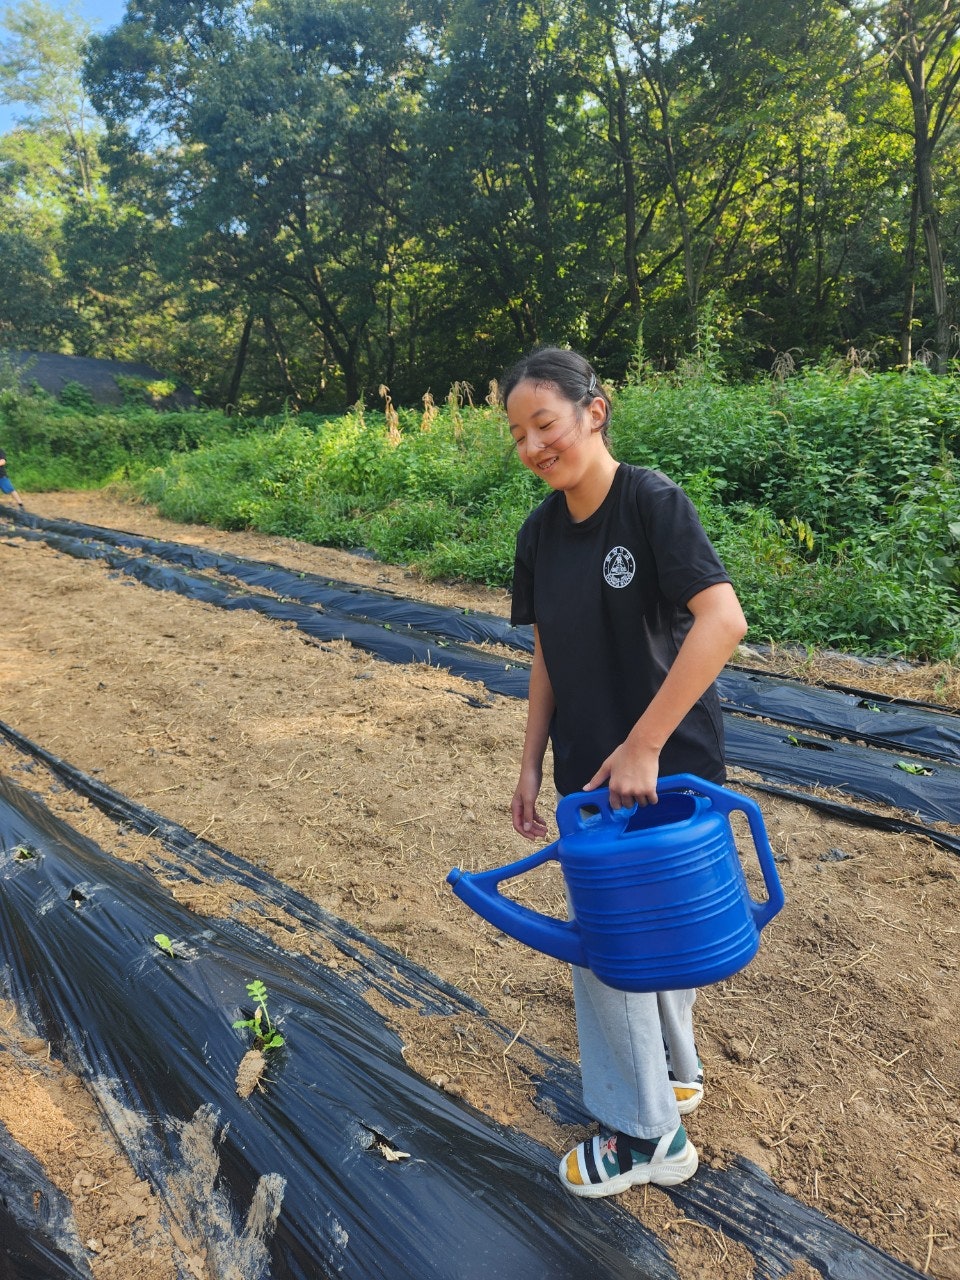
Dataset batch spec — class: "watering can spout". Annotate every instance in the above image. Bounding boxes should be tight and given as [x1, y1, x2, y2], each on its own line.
[446, 840, 587, 968]
[446, 775, 785, 992]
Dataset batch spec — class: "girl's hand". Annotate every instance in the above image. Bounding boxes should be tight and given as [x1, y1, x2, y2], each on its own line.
[583, 740, 661, 810]
[511, 765, 548, 839]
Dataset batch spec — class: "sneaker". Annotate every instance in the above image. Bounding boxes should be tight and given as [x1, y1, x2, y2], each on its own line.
[559, 1125, 698, 1197]
[669, 1057, 704, 1116]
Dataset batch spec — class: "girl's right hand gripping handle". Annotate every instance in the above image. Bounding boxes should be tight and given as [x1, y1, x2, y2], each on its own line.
[447, 842, 587, 967]
[659, 773, 785, 930]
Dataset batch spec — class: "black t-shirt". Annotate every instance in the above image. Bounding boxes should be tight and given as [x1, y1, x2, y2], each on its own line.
[511, 463, 732, 795]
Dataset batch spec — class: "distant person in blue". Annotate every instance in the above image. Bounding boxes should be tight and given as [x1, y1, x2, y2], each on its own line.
[503, 346, 748, 1197]
[0, 449, 24, 509]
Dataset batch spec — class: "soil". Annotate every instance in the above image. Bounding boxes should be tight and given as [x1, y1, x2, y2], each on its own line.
[0, 489, 958, 1280]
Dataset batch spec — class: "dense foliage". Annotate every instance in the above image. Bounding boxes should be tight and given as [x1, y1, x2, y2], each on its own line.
[1, 1, 959, 409]
[0, 372, 242, 489]
[4, 363, 959, 661]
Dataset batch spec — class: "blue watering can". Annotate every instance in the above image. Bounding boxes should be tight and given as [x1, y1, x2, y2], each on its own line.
[447, 774, 785, 992]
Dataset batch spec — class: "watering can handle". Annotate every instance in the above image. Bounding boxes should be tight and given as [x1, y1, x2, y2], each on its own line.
[446, 842, 587, 967]
[556, 775, 785, 931]
[658, 773, 785, 929]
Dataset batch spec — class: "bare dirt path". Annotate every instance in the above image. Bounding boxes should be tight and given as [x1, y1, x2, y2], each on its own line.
[0, 490, 957, 1280]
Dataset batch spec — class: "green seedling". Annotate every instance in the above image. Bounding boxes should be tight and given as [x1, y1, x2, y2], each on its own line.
[896, 760, 934, 776]
[233, 979, 285, 1098]
[233, 979, 285, 1052]
[154, 933, 175, 957]
[14, 844, 36, 860]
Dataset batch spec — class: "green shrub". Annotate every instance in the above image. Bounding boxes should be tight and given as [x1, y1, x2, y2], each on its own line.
[7, 363, 960, 659]
[58, 381, 98, 413]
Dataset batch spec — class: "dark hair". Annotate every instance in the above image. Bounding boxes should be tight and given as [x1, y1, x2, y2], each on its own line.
[500, 346, 612, 437]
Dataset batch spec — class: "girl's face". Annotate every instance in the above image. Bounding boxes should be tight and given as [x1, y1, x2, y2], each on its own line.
[506, 379, 608, 491]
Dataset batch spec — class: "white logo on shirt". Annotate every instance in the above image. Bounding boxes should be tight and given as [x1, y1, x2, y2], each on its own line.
[603, 545, 635, 588]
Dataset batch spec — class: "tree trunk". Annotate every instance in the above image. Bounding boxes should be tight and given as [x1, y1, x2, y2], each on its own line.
[223, 307, 254, 413]
[610, 58, 640, 312]
[262, 309, 302, 409]
[916, 150, 951, 371]
[901, 47, 951, 371]
[900, 181, 919, 367]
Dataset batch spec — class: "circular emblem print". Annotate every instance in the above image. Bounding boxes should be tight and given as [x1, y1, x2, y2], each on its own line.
[603, 545, 635, 589]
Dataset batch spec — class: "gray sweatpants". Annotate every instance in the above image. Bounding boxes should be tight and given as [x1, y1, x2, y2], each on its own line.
[571, 964, 698, 1140]
[559, 810, 699, 1140]
[560, 819, 701, 1141]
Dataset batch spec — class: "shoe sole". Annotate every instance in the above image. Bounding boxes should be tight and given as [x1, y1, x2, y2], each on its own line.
[558, 1140, 699, 1198]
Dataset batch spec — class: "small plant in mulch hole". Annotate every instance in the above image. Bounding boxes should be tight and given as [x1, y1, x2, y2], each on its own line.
[785, 734, 832, 751]
[13, 844, 37, 861]
[153, 933, 176, 958]
[233, 979, 285, 1098]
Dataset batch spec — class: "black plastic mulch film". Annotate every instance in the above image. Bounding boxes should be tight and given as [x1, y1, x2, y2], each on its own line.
[0, 763, 671, 1280]
[0, 510, 951, 1278]
[0, 1117, 89, 1280]
[0, 727, 928, 1280]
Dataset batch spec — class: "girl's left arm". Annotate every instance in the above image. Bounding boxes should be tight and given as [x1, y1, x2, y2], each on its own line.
[511, 625, 555, 840]
[584, 582, 747, 809]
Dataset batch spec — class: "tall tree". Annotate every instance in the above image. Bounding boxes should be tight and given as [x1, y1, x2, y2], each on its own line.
[413, 0, 608, 364]
[0, 0, 167, 358]
[0, 0, 103, 197]
[697, 4, 907, 364]
[843, 0, 960, 368]
[86, 0, 440, 405]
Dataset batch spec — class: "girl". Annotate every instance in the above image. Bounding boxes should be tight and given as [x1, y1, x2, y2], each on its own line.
[0, 449, 24, 509]
[504, 346, 748, 1197]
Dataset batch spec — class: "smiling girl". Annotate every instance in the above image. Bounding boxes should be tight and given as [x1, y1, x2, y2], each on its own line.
[503, 346, 748, 1197]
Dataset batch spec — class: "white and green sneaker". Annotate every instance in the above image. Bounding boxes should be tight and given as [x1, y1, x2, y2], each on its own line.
[559, 1125, 698, 1197]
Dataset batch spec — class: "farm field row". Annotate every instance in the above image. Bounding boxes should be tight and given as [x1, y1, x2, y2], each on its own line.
[0, 491, 957, 1279]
